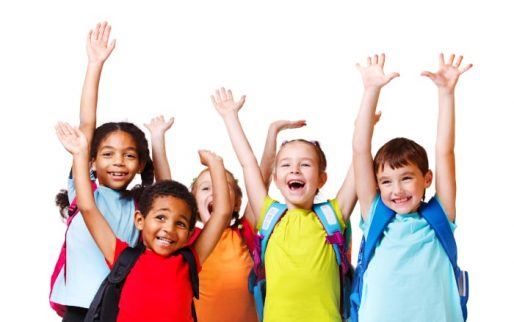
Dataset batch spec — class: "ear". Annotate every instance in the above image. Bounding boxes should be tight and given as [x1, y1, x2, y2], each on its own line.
[424, 169, 433, 188]
[134, 210, 145, 231]
[318, 172, 328, 188]
[138, 161, 147, 174]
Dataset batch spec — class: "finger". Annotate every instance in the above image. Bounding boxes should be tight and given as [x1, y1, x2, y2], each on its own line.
[94, 22, 101, 40]
[460, 63, 473, 74]
[455, 55, 463, 67]
[220, 87, 227, 100]
[439, 53, 445, 67]
[98, 21, 107, 41]
[372, 54, 378, 65]
[236, 95, 246, 111]
[210, 95, 217, 107]
[378, 53, 385, 67]
[356, 63, 363, 72]
[420, 71, 434, 78]
[215, 89, 222, 102]
[227, 89, 234, 100]
[386, 72, 400, 81]
[447, 53, 455, 65]
[109, 39, 116, 52]
[103, 24, 111, 43]
[366, 57, 371, 66]
[168, 117, 175, 126]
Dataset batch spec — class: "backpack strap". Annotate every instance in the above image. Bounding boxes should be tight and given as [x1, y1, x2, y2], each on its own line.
[312, 202, 343, 266]
[350, 197, 395, 322]
[360, 197, 396, 270]
[177, 247, 200, 322]
[259, 202, 288, 261]
[419, 197, 468, 321]
[85, 242, 145, 322]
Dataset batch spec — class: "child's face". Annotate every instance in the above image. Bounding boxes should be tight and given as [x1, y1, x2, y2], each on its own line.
[274, 141, 327, 209]
[193, 170, 239, 223]
[376, 162, 433, 215]
[135, 195, 193, 257]
[92, 131, 144, 190]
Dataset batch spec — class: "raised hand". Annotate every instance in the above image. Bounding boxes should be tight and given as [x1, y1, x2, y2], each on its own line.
[86, 21, 116, 65]
[421, 53, 472, 93]
[198, 149, 223, 167]
[55, 122, 88, 156]
[269, 119, 306, 134]
[144, 115, 175, 138]
[210, 87, 246, 117]
[356, 53, 400, 89]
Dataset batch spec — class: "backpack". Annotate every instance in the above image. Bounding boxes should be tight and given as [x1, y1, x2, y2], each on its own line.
[349, 197, 469, 322]
[49, 180, 98, 317]
[249, 200, 354, 322]
[84, 243, 200, 322]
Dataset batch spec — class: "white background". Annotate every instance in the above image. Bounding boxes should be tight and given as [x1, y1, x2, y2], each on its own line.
[0, 1, 512, 321]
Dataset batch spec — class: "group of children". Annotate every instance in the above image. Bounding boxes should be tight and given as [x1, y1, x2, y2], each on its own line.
[50, 21, 472, 322]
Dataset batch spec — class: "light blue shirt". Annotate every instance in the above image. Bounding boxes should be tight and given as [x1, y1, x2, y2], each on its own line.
[50, 178, 139, 308]
[357, 195, 464, 322]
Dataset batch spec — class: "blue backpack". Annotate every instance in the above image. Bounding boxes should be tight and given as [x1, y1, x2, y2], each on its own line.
[249, 201, 354, 322]
[350, 197, 469, 322]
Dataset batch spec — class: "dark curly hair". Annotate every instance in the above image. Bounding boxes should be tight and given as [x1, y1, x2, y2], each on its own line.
[139, 180, 198, 231]
[55, 122, 154, 220]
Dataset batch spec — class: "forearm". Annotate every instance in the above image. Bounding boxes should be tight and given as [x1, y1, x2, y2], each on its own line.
[79, 62, 104, 141]
[259, 125, 279, 188]
[353, 88, 380, 153]
[151, 135, 171, 181]
[436, 90, 456, 154]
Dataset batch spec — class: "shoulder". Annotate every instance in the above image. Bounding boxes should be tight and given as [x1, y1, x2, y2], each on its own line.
[256, 195, 277, 230]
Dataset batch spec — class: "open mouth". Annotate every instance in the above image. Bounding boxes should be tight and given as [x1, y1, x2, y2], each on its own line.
[393, 196, 411, 204]
[157, 236, 174, 245]
[208, 202, 213, 214]
[108, 171, 128, 178]
[287, 180, 305, 190]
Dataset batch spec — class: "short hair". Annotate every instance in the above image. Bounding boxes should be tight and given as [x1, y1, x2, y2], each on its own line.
[277, 139, 327, 173]
[138, 180, 198, 231]
[373, 137, 429, 175]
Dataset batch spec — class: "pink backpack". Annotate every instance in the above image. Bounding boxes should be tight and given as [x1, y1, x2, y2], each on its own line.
[49, 181, 98, 317]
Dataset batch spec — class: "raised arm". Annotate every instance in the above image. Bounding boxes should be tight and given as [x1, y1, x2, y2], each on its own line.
[55, 122, 116, 263]
[144, 115, 175, 181]
[80, 21, 116, 143]
[353, 54, 399, 220]
[211, 88, 266, 227]
[193, 150, 232, 264]
[337, 112, 382, 222]
[421, 53, 472, 222]
[241, 119, 306, 222]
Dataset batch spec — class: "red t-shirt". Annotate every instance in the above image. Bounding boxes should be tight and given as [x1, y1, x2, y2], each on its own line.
[109, 239, 201, 322]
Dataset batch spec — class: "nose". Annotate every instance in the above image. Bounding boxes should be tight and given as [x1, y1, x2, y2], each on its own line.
[113, 153, 125, 166]
[290, 164, 300, 174]
[392, 181, 403, 195]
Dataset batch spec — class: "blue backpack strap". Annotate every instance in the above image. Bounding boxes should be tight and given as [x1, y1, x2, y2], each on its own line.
[350, 197, 395, 322]
[259, 202, 288, 261]
[361, 197, 396, 270]
[420, 198, 468, 321]
[312, 202, 343, 265]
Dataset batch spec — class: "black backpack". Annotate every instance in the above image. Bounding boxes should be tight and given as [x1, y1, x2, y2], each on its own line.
[85, 242, 199, 322]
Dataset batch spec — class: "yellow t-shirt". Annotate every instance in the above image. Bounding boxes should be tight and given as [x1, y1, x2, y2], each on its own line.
[257, 196, 346, 322]
[194, 227, 259, 322]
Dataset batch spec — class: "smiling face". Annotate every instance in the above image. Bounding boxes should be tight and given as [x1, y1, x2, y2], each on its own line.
[135, 195, 193, 257]
[192, 169, 241, 224]
[273, 141, 327, 210]
[92, 130, 144, 190]
[376, 162, 433, 215]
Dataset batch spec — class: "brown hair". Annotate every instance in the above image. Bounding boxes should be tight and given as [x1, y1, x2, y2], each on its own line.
[373, 137, 429, 175]
[277, 139, 327, 174]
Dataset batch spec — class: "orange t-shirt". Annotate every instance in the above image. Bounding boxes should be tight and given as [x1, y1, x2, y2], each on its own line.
[193, 225, 259, 322]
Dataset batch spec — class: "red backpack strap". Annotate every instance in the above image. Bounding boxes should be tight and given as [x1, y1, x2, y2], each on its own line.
[236, 217, 256, 255]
